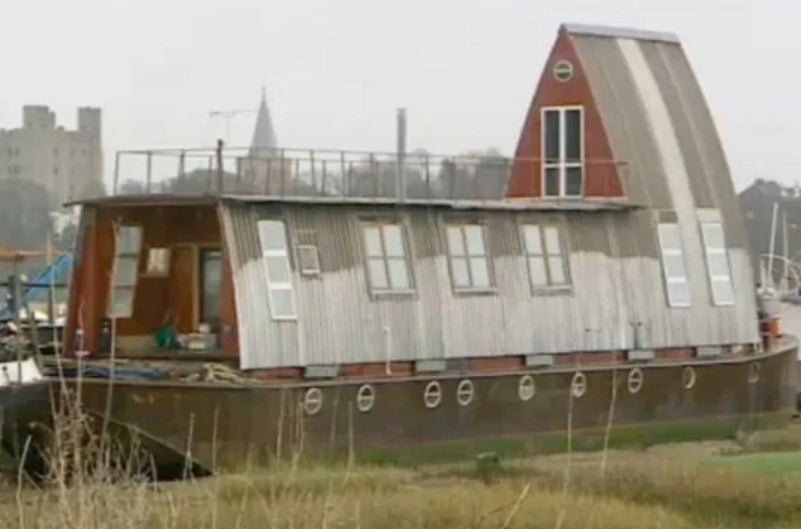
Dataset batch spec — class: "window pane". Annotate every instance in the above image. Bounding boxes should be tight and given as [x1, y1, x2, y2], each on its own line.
[447, 226, 465, 256]
[712, 279, 734, 305]
[543, 226, 561, 256]
[368, 258, 388, 289]
[523, 225, 543, 255]
[528, 257, 547, 286]
[109, 287, 133, 318]
[387, 258, 410, 289]
[548, 256, 566, 284]
[265, 255, 290, 283]
[469, 256, 490, 287]
[269, 288, 295, 318]
[364, 226, 383, 257]
[663, 253, 687, 278]
[451, 257, 470, 287]
[565, 110, 582, 161]
[383, 224, 405, 257]
[702, 223, 725, 250]
[544, 110, 560, 162]
[465, 225, 485, 256]
[259, 220, 287, 252]
[117, 226, 141, 254]
[565, 167, 582, 196]
[668, 281, 691, 307]
[114, 256, 138, 286]
[544, 167, 560, 197]
[201, 250, 222, 325]
[708, 252, 730, 277]
[658, 223, 681, 250]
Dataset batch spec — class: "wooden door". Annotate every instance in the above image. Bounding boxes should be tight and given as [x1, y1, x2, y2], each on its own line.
[169, 245, 196, 333]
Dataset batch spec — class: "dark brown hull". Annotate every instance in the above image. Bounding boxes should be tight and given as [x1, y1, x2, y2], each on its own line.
[10, 339, 800, 476]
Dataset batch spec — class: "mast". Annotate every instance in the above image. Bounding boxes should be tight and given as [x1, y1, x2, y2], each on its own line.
[768, 201, 778, 287]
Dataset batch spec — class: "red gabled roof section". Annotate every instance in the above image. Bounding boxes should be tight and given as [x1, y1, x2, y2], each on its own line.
[506, 28, 623, 199]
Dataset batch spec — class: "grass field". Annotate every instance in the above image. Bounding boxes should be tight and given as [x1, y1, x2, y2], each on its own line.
[3, 425, 801, 529]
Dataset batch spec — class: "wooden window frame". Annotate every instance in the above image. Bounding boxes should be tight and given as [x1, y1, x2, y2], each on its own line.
[107, 225, 142, 319]
[656, 222, 691, 308]
[360, 219, 415, 296]
[444, 220, 495, 293]
[540, 105, 584, 198]
[521, 222, 571, 291]
[699, 220, 734, 306]
[257, 219, 297, 321]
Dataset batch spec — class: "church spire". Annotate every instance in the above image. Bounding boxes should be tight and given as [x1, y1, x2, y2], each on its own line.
[250, 87, 277, 154]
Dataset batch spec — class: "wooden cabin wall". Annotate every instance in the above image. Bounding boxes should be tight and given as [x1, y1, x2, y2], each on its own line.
[65, 204, 238, 356]
[223, 202, 760, 370]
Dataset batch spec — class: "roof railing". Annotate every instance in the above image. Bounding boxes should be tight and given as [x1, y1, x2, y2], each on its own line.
[110, 143, 632, 204]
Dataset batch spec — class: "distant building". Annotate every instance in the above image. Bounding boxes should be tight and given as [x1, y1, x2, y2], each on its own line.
[238, 90, 290, 193]
[0, 105, 103, 206]
[738, 179, 801, 282]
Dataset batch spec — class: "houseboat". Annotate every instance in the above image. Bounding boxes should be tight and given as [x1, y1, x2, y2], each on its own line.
[11, 23, 799, 475]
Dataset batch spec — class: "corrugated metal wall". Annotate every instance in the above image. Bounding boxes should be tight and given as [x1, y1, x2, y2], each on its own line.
[222, 202, 759, 370]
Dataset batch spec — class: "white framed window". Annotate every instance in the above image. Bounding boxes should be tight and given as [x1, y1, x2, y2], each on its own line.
[699, 221, 734, 306]
[521, 223, 569, 288]
[541, 106, 583, 198]
[362, 221, 413, 293]
[657, 223, 691, 307]
[445, 222, 493, 291]
[108, 225, 142, 318]
[144, 247, 171, 277]
[257, 219, 297, 320]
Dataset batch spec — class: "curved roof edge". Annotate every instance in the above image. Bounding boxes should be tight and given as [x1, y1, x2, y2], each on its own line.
[561, 23, 679, 44]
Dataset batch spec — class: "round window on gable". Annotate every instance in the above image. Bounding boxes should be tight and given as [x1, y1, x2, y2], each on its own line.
[553, 59, 574, 82]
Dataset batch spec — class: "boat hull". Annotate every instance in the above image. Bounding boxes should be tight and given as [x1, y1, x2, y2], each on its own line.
[10, 339, 800, 476]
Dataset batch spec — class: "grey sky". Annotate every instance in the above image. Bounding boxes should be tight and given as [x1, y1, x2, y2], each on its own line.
[1, 0, 797, 190]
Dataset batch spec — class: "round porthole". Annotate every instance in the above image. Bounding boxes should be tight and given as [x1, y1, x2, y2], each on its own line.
[553, 59, 574, 82]
[356, 384, 375, 412]
[303, 387, 323, 416]
[571, 372, 587, 398]
[627, 368, 644, 394]
[518, 375, 536, 402]
[682, 366, 696, 389]
[424, 381, 442, 409]
[747, 362, 761, 385]
[456, 379, 474, 407]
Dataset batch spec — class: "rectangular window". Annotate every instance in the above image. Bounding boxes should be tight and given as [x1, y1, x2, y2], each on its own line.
[700, 221, 734, 306]
[144, 247, 171, 276]
[108, 226, 142, 318]
[542, 106, 583, 198]
[257, 219, 296, 320]
[200, 248, 222, 327]
[522, 223, 569, 288]
[362, 221, 413, 293]
[657, 223, 691, 307]
[296, 245, 321, 276]
[445, 223, 493, 291]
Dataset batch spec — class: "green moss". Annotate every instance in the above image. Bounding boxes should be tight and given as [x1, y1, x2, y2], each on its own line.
[354, 412, 793, 466]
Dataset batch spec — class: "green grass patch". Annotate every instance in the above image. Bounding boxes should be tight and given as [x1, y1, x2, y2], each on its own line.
[714, 450, 801, 475]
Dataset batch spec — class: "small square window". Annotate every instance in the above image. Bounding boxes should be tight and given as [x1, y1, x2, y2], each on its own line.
[145, 247, 171, 276]
[296, 245, 321, 276]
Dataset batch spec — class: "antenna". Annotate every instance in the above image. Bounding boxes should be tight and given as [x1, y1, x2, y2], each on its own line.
[208, 108, 257, 143]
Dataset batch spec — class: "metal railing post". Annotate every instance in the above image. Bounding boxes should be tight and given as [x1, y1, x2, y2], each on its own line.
[112, 151, 121, 195]
[145, 151, 153, 193]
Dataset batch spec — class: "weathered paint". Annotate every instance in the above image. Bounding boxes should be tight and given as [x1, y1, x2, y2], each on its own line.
[221, 200, 759, 370]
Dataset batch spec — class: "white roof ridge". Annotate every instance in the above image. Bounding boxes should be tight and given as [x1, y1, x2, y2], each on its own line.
[561, 23, 680, 44]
